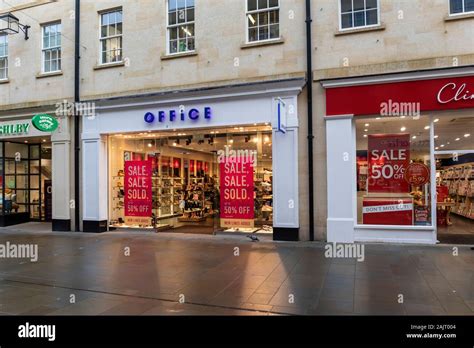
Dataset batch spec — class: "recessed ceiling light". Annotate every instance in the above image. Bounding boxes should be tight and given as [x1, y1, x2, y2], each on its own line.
[424, 126, 430, 130]
[434, 119, 439, 123]
[364, 129, 368, 132]
[412, 136, 417, 139]
[435, 147, 439, 150]
[434, 135, 439, 139]
[365, 123, 370, 127]
[364, 135, 368, 138]
[400, 116, 406, 119]
[440, 144, 445, 148]
[464, 133, 471, 138]
[455, 138, 460, 141]
[401, 127, 407, 132]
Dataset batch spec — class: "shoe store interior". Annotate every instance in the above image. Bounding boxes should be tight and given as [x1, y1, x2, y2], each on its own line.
[108, 124, 274, 235]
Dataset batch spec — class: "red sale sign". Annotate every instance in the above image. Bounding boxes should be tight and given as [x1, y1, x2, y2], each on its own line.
[124, 161, 152, 222]
[220, 157, 254, 229]
[368, 134, 410, 193]
[363, 198, 413, 225]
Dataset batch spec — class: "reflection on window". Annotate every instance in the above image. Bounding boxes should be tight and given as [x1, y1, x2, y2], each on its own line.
[340, 0, 379, 30]
[100, 9, 123, 64]
[247, 0, 280, 42]
[168, 0, 195, 54]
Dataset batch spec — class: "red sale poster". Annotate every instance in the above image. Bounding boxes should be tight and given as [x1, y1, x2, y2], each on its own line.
[124, 161, 152, 225]
[220, 157, 254, 229]
[368, 134, 410, 193]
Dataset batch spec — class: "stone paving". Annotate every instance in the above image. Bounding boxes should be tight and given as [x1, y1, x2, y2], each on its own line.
[0, 224, 473, 316]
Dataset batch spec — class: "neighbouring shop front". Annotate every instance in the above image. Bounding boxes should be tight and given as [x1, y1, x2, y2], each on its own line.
[0, 113, 72, 230]
[81, 79, 305, 241]
[322, 68, 474, 244]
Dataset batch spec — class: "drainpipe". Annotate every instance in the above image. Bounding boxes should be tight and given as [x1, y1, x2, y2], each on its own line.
[305, 0, 315, 241]
[74, 0, 81, 231]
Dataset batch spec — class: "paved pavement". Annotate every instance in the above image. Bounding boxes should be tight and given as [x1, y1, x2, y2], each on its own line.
[0, 223, 473, 316]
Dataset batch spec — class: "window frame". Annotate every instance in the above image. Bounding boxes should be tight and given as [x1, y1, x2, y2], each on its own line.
[338, 0, 381, 31]
[0, 34, 7, 80]
[41, 21, 62, 74]
[448, 0, 474, 15]
[246, 0, 281, 44]
[99, 8, 123, 65]
[166, 0, 196, 55]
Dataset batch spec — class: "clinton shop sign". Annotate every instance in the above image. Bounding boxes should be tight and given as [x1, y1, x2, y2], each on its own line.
[144, 107, 212, 124]
[325, 76, 474, 116]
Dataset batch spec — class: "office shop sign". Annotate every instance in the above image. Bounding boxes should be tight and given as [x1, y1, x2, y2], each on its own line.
[144, 106, 212, 125]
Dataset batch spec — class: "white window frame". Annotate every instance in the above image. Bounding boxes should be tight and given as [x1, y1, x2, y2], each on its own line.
[166, 0, 196, 55]
[448, 0, 474, 15]
[99, 8, 123, 65]
[246, 0, 280, 44]
[338, 0, 380, 31]
[0, 35, 7, 80]
[41, 22, 62, 74]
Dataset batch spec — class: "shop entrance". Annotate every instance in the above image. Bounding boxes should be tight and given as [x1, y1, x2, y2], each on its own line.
[435, 116, 474, 244]
[0, 138, 52, 226]
[108, 124, 274, 236]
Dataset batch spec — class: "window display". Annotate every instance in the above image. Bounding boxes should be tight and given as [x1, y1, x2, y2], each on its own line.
[109, 125, 273, 234]
[356, 116, 432, 226]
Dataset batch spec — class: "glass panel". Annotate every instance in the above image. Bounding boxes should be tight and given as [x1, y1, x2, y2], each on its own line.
[341, 13, 353, 28]
[366, 9, 378, 25]
[16, 175, 28, 189]
[354, 0, 365, 11]
[269, 0, 279, 8]
[258, 11, 269, 26]
[169, 10, 177, 25]
[450, 0, 463, 13]
[366, 0, 378, 9]
[356, 116, 432, 226]
[354, 11, 366, 26]
[30, 160, 40, 174]
[269, 10, 279, 24]
[169, 0, 177, 11]
[434, 117, 473, 152]
[186, 8, 195, 22]
[258, 26, 269, 40]
[248, 15, 257, 28]
[16, 160, 28, 174]
[466, 0, 474, 11]
[30, 175, 40, 189]
[341, 0, 353, 12]
[258, 0, 268, 10]
[269, 24, 279, 39]
[249, 28, 258, 42]
[248, 0, 257, 11]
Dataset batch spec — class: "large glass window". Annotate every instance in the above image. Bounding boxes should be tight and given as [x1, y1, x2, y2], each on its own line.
[109, 125, 274, 235]
[247, 0, 280, 42]
[356, 116, 432, 226]
[167, 0, 195, 54]
[340, 0, 379, 30]
[0, 35, 8, 80]
[100, 9, 123, 64]
[42, 22, 62, 73]
[450, 0, 474, 14]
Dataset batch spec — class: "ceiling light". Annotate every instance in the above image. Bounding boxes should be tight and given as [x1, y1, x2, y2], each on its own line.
[401, 127, 406, 132]
[424, 126, 430, 130]
[434, 119, 439, 123]
[365, 123, 370, 127]
[412, 136, 417, 139]
[464, 133, 471, 138]
[364, 135, 368, 138]
[248, 14, 256, 25]
[364, 129, 368, 132]
[434, 135, 439, 139]
[440, 144, 445, 148]
[435, 147, 439, 150]
[455, 138, 460, 141]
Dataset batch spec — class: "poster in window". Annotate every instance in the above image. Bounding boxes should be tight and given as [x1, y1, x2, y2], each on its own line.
[124, 160, 152, 225]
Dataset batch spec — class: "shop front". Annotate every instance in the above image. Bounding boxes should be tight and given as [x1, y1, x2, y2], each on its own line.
[0, 113, 72, 230]
[81, 79, 304, 241]
[322, 68, 474, 244]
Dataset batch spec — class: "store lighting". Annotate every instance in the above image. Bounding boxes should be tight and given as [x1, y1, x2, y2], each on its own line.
[0, 13, 30, 40]
[400, 116, 406, 119]
[173, 142, 177, 147]
[455, 138, 460, 141]
[412, 136, 417, 139]
[434, 135, 439, 139]
[400, 127, 406, 132]
[376, 117, 381, 120]
[264, 136, 270, 143]
[182, 27, 192, 37]
[248, 14, 256, 25]
[252, 137, 258, 143]
[228, 138, 234, 144]
[365, 123, 370, 127]
[147, 143, 153, 148]
[440, 144, 445, 148]
[363, 135, 367, 138]
[424, 126, 430, 130]
[464, 133, 471, 138]
[434, 118, 439, 123]
[435, 147, 439, 150]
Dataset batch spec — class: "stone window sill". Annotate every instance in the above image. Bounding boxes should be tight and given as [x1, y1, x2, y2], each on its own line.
[161, 51, 198, 60]
[93, 61, 125, 70]
[240, 38, 285, 49]
[36, 71, 63, 79]
[445, 12, 474, 21]
[0, 79, 9, 84]
[335, 24, 386, 36]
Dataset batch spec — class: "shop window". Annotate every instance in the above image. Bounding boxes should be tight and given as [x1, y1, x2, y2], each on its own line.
[434, 116, 474, 238]
[167, 0, 195, 54]
[247, 0, 280, 42]
[42, 22, 62, 73]
[450, 0, 474, 14]
[356, 116, 432, 226]
[0, 35, 8, 80]
[100, 9, 123, 64]
[109, 125, 273, 234]
[340, 0, 379, 30]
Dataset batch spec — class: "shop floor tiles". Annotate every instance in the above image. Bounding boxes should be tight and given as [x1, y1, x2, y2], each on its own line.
[0, 228, 473, 316]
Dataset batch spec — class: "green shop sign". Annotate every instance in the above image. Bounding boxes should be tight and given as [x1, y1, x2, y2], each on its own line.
[32, 114, 59, 132]
[0, 123, 30, 136]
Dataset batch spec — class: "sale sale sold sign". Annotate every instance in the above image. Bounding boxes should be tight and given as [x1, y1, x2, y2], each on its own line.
[124, 160, 152, 225]
[368, 134, 410, 193]
[220, 156, 254, 229]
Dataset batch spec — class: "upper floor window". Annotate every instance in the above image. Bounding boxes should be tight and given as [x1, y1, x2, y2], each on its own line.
[340, 0, 379, 30]
[0, 35, 7, 80]
[42, 22, 62, 73]
[247, 0, 280, 43]
[450, 0, 474, 14]
[100, 9, 123, 64]
[167, 0, 195, 54]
